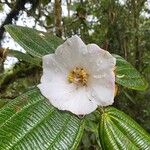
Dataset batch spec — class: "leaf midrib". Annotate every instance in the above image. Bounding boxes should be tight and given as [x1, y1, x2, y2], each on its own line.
[109, 115, 150, 149]
[0, 99, 42, 128]
[46, 115, 72, 149]
[8, 106, 55, 150]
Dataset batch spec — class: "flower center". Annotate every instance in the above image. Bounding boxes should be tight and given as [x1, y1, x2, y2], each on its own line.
[67, 67, 89, 86]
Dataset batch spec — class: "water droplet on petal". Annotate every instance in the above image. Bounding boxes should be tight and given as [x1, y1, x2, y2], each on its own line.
[91, 92, 95, 97]
[93, 75, 99, 78]
[62, 62, 67, 68]
[96, 68, 102, 72]
[58, 49, 63, 54]
[88, 49, 93, 54]
[105, 84, 110, 88]
[82, 48, 88, 55]
[97, 59, 103, 66]
[52, 62, 55, 66]
[93, 74, 106, 79]
[91, 90, 97, 99]
[82, 51, 86, 55]
[55, 68, 60, 73]
[46, 61, 49, 65]
[67, 40, 72, 46]
[102, 74, 106, 77]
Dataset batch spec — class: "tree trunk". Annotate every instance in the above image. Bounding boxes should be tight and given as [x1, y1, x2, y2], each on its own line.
[133, 1, 140, 70]
[132, 0, 146, 70]
[54, 0, 62, 37]
[0, 0, 39, 72]
[66, 0, 71, 18]
[0, 0, 28, 45]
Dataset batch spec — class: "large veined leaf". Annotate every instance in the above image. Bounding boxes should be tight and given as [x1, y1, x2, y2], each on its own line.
[99, 107, 150, 150]
[8, 50, 41, 66]
[0, 88, 85, 150]
[5, 25, 63, 58]
[114, 54, 148, 91]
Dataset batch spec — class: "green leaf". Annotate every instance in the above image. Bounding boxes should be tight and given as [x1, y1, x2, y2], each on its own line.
[8, 50, 41, 66]
[114, 54, 148, 91]
[0, 99, 10, 109]
[5, 25, 63, 58]
[99, 107, 150, 150]
[0, 88, 85, 150]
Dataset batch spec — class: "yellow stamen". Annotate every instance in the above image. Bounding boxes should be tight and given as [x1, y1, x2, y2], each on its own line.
[67, 67, 89, 86]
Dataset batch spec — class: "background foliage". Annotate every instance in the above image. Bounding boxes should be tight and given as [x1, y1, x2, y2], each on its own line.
[0, 0, 149, 149]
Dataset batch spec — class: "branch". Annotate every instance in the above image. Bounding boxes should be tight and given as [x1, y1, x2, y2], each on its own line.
[54, 0, 62, 37]
[0, 0, 39, 46]
[0, 0, 27, 45]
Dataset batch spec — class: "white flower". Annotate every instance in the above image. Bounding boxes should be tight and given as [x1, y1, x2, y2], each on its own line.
[38, 35, 116, 115]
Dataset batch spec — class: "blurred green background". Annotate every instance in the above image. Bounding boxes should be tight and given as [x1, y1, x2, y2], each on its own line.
[0, 0, 149, 149]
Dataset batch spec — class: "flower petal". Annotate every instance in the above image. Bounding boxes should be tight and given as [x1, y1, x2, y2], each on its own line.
[41, 53, 67, 83]
[89, 71, 115, 106]
[38, 79, 97, 115]
[55, 35, 87, 70]
[84, 44, 116, 75]
[61, 87, 97, 115]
